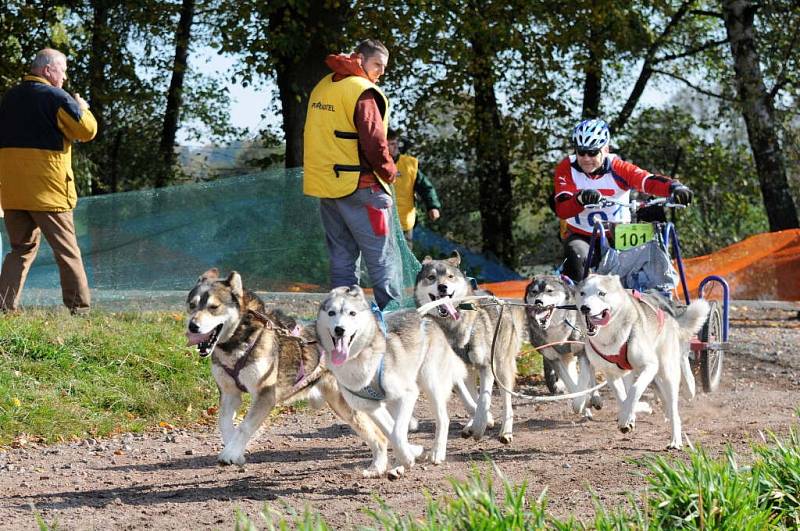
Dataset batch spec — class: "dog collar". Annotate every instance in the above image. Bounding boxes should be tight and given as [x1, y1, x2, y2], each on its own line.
[343, 355, 386, 401]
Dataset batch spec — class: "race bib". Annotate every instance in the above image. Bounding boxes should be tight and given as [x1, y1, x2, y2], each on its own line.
[614, 223, 654, 250]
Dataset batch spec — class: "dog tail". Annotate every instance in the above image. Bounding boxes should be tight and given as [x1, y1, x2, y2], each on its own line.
[680, 353, 696, 399]
[676, 299, 710, 342]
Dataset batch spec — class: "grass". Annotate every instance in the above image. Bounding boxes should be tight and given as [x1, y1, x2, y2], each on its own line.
[0, 308, 217, 446]
[233, 430, 800, 530]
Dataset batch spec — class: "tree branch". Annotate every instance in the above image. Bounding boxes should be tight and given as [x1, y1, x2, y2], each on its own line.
[610, 0, 693, 132]
[690, 9, 724, 19]
[651, 68, 735, 101]
[653, 38, 730, 64]
[767, 27, 800, 101]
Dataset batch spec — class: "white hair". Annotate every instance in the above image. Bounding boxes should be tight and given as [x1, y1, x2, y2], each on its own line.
[31, 48, 66, 71]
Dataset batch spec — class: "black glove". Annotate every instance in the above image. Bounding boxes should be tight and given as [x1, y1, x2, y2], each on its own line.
[670, 183, 693, 205]
[576, 189, 601, 206]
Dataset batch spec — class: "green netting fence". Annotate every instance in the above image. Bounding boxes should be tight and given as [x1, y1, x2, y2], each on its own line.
[3, 168, 422, 311]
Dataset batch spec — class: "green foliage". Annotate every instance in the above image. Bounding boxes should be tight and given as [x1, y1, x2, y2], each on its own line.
[642, 447, 776, 529]
[621, 106, 768, 256]
[752, 429, 800, 527]
[0, 309, 216, 446]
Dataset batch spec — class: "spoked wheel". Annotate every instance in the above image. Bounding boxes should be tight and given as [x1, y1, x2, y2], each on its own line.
[700, 300, 723, 392]
[543, 357, 561, 395]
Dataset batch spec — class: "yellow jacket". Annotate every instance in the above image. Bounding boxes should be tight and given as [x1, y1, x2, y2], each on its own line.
[395, 154, 419, 231]
[0, 75, 98, 212]
[303, 74, 390, 198]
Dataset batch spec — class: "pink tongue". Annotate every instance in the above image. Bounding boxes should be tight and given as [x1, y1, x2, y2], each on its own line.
[330, 336, 349, 366]
[186, 331, 210, 347]
[444, 302, 460, 320]
[591, 310, 611, 326]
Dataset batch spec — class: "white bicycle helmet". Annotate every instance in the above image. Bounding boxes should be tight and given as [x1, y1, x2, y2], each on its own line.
[572, 119, 610, 150]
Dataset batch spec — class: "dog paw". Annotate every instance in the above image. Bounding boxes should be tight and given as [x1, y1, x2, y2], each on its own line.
[362, 466, 386, 479]
[429, 449, 445, 465]
[410, 444, 424, 458]
[387, 465, 406, 480]
[498, 433, 513, 445]
[486, 413, 496, 429]
[217, 449, 245, 466]
[619, 420, 635, 434]
[635, 401, 653, 415]
[408, 416, 419, 432]
[461, 420, 474, 438]
[581, 409, 594, 420]
[590, 394, 603, 410]
[666, 440, 682, 450]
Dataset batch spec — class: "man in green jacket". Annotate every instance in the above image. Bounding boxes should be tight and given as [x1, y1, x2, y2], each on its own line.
[0, 48, 98, 314]
[387, 129, 441, 248]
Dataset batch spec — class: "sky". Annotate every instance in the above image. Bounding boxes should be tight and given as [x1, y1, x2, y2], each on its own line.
[189, 48, 680, 147]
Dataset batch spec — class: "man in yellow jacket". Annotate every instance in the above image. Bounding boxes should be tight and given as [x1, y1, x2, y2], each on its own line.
[387, 129, 441, 248]
[0, 48, 98, 314]
[303, 39, 401, 310]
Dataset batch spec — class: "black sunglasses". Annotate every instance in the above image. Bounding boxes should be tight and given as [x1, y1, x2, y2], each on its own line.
[575, 147, 601, 157]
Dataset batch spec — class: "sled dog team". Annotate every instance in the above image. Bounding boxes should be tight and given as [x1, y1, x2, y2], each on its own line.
[186, 255, 709, 478]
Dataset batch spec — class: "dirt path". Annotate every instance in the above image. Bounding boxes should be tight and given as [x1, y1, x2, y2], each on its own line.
[1, 307, 799, 530]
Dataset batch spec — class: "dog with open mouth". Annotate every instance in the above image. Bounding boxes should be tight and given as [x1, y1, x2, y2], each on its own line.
[186, 269, 386, 469]
[316, 285, 469, 479]
[524, 274, 603, 417]
[576, 273, 709, 449]
[414, 251, 526, 444]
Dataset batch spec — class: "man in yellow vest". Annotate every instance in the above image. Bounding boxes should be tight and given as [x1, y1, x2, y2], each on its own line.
[303, 39, 401, 310]
[387, 129, 441, 248]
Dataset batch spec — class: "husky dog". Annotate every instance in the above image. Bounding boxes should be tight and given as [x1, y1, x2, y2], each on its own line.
[524, 274, 603, 417]
[317, 285, 468, 478]
[576, 274, 709, 449]
[414, 252, 525, 444]
[186, 269, 386, 469]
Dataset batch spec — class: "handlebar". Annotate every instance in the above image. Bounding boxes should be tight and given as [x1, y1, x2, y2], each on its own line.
[583, 196, 686, 210]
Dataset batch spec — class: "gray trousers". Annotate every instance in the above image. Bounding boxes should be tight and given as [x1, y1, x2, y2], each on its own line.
[319, 187, 401, 310]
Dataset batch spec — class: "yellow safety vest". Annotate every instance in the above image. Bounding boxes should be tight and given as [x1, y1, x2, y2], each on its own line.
[394, 154, 419, 231]
[303, 74, 391, 198]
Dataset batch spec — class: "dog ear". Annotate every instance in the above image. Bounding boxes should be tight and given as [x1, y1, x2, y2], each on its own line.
[447, 250, 461, 267]
[422, 255, 433, 264]
[227, 271, 244, 298]
[198, 268, 219, 283]
[347, 285, 364, 299]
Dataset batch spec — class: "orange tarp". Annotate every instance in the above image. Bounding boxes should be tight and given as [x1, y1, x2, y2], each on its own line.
[482, 229, 800, 302]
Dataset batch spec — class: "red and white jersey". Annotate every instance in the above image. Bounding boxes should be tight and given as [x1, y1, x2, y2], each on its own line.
[553, 154, 673, 236]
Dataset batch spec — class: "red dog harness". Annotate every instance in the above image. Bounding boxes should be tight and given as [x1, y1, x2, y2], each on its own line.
[587, 290, 665, 371]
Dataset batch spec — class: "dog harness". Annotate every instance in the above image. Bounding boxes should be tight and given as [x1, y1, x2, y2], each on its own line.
[587, 290, 665, 371]
[341, 303, 388, 401]
[221, 329, 264, 393]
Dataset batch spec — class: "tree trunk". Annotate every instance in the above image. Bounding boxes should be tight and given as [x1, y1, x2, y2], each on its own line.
[87, 0, 110, 194]
[269, 1, 350, 168]
[156, 0, 195, 187]
[581, 43, 602, 119]
[723, 0, 799, 230]
[470, 37, 516, 267]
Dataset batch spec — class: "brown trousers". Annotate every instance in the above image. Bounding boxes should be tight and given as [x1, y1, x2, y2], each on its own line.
[0, 209, 91, 312]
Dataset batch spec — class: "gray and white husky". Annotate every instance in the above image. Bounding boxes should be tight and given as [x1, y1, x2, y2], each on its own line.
[576, 274, 709, 449]
[414, 252, 525, 444]
[316, 285, 468, 479]
[524, 274, 603, 417]
[185, 269, 386, 468]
